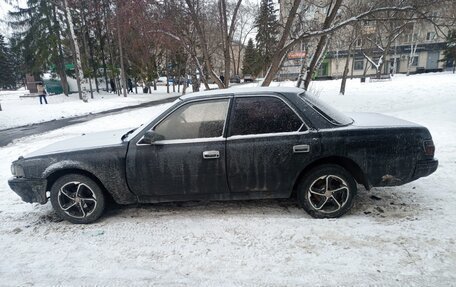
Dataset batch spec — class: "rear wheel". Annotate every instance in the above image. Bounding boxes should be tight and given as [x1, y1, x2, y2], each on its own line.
[297, 165, 357, 218]
[50, 174, 105, 224]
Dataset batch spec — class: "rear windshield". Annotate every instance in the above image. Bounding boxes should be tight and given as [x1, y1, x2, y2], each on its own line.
[299, 93, 353, 126]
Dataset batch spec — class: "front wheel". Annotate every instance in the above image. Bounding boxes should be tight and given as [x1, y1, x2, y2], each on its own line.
[50, 174, 105, 224]
[297, 165, 357, 218]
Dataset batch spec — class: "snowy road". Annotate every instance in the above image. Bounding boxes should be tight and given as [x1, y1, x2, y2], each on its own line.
[0, 95, 178, 147]
[0, 73, 455, 286]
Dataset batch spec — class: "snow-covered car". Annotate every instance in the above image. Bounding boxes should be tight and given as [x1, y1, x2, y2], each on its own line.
[8, 87, 438, 223]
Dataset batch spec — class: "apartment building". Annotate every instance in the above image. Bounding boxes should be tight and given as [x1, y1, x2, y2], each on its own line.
[278, 1, 450, 80]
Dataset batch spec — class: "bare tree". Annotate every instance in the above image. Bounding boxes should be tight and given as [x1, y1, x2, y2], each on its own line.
[302, 0, 343, 90]
[230, 1, 256, 76]
[62, 0, 87, 102]
[261, 1, 431, 87]
[339, 26, 359, 95]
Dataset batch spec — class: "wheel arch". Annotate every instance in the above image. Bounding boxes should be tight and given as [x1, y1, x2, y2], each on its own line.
[45, 168, 114, 203]
[292, 156, 369, 197]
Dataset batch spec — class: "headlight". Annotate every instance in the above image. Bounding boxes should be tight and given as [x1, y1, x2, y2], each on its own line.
[11, 163, 25, 177]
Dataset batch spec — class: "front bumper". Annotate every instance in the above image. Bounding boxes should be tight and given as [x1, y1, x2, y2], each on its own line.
[412, 159, 438, 180]
[8, 177, 48, 204]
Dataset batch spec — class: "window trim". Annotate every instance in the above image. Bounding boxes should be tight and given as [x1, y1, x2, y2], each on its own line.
[136, 96, 232, 146]
[226, 94, 308, 139]
[227, 130, 309, 141]
[354, 59, 364, 70]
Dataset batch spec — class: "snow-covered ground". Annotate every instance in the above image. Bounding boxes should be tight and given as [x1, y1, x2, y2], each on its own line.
[0, 87, 180, 130]
[0, 72, 455, 286]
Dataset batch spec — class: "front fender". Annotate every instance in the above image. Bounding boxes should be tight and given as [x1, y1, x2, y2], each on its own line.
[42, 160, 92, 179]
[42, 159, 137, 205]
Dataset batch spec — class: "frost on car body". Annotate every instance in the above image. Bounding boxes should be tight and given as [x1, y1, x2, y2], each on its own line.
[8, 87, 438, 223]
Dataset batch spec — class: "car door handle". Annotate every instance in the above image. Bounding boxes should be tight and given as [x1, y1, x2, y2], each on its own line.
[293, 144, 310, 153]
[203, 150, 220, 159]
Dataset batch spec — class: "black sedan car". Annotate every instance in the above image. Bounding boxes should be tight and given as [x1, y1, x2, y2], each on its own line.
[9, 87, 438, 223]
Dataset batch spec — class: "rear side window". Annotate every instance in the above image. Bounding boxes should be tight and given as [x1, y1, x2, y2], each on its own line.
[300, 93, 353, 126]
[229, 96, 304, 136]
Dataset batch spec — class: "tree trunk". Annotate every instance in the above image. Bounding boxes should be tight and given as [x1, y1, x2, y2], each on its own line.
[166, 56, 170, 94]
[261, 50, 288, 86]
[116, 3, 127, 97]
[192, 52, 210, 90]
[63, 0, 87, 102]
[88, 28, 99, 93]
[183, 74, 188, 95]
[296, 45, 309, 88]
[363, 58, 369, 77]
[185, 0, 224, 88]
[304, 0, 342, 90]
[340, 45, 353, 95]
[406, 42, 418, 76]
[81, 8, 94, 99]
[97, 18, 109, 92]
[52, 5, 69, 96]
[304, 36, 327, 90]
[262, 0, 301, 86]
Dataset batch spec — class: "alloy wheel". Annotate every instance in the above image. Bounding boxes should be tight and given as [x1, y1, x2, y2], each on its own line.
[57, 181, 98, 219]
[307, 174, 350, 214]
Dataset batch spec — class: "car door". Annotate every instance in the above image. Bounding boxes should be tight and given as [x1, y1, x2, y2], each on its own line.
[226, 95, 320, 197]
[129, 97, 231, 200]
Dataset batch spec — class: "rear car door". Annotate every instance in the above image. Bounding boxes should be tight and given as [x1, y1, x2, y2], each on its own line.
[226, 95, 320, 197]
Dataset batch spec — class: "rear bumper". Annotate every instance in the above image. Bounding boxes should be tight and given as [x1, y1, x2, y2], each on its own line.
[412, 159, 438, 180]
[8, 177, 48, 204]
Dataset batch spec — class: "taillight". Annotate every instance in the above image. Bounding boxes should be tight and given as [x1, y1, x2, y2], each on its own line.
[423, 140, 435, 156]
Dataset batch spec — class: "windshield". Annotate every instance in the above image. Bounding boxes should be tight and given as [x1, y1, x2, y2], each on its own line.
[300, 93, 353, 126]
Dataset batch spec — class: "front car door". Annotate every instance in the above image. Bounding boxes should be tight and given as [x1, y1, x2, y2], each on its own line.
[128, 97, 231, 201]
[226, 94, 320, 198]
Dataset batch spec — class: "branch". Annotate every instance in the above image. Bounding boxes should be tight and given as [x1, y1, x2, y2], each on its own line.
[283, 5, 416, 52]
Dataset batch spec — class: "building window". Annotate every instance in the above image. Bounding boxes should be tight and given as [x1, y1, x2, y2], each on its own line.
[405, 33, 418, 43]
[408, 56, 419, 66]
[355, 38, 362, 48]
[354, 59, 364, 70]
[426, 32, 436, 41]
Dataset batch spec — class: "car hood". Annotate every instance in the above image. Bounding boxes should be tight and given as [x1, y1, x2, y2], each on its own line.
[346, 112, 422, 128]
[25, 128, 131, 158]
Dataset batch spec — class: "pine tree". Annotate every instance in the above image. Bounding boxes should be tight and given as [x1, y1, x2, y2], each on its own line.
[9, 0, 69, 94]
[255, 0, 279, 76]
[0, 34, 16, 89]
[242, 38, 258, 76]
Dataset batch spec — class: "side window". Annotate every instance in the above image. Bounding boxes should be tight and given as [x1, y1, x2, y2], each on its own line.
[229, 96, 304, 136]
[154, 99, 229, 140]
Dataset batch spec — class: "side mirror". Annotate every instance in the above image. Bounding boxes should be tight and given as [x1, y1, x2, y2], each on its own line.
[142, 130, 165, 144]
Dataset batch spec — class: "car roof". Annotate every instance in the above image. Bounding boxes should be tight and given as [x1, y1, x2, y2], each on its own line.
[180, 86, 305, 101]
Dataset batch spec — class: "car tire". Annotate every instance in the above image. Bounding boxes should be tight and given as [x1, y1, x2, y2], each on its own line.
[297, 164, 357, 218]
[50, 174, 105, 224]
